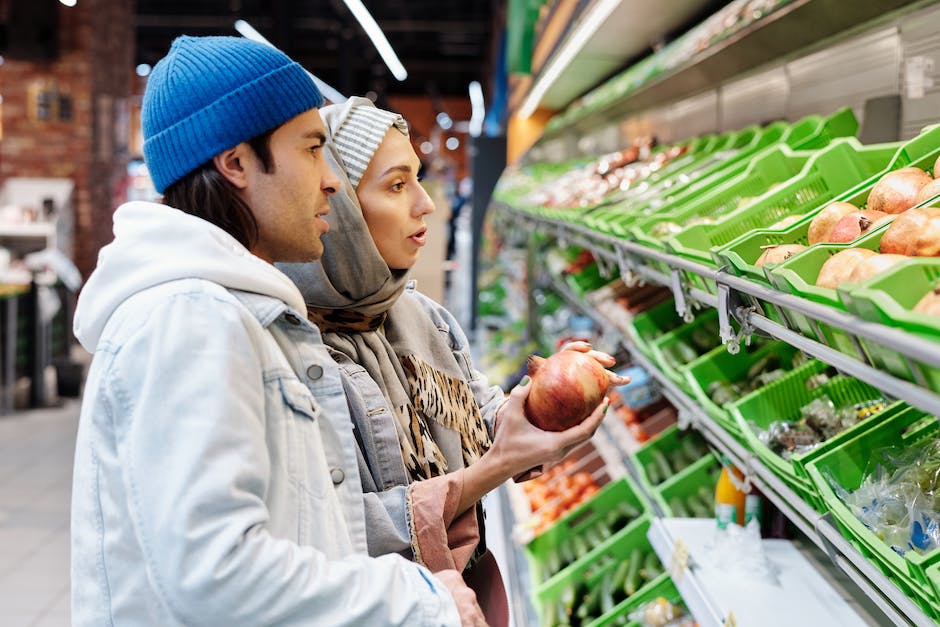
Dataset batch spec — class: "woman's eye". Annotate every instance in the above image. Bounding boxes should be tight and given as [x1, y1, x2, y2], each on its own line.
[391, 182, 405, 192]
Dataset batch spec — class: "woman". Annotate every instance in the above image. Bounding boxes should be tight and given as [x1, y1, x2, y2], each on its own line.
[279, 97, 626, 620]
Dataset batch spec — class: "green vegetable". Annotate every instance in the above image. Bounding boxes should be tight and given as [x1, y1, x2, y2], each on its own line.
[669, 497, 690, 517]
[623, 548, 644, 596]
[651, 449, 673, 483]
[641, 550, 662, 580]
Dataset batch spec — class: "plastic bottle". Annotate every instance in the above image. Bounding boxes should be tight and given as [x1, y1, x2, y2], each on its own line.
[714, 457, 747, 529]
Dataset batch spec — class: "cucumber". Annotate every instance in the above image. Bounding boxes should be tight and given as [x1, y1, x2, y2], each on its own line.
[668, 496, 690, 517]
[645, 456, 662, 485]
[572, 534, 592, 561]
[686, 493, 711, 518]
[641, 550, 663, 581]
[623, 548, 644, 596]
[697, 484, 715, 508]
[651, 449, 673, 483]
[576, 582, 603, 620]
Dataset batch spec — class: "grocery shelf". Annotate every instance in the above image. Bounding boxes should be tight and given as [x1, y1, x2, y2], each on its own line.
[648, 518, 881, 627]
[531, 239, 935, 626]
[501, 206, 940, 418]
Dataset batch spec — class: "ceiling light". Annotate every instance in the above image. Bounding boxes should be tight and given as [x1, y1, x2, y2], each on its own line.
[341, 0, 408, 81]
[518, 0, 622, 119]
[136, 64, 152, 77]
[420, 141, 434, 155]
[436, 112, 453, 130]
[59, 0, 77, 6]
[468, 81, 484, 137]
[445, 137, 460, 150]
[234, 19, 346, 103]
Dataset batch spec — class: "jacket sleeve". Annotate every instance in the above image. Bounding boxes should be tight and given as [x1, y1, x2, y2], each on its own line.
[106, 291, 460, 627]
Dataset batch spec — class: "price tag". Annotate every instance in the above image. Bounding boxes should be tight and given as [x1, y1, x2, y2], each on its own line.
[724, 611, 737, 627]
[669, 538, 689, 584]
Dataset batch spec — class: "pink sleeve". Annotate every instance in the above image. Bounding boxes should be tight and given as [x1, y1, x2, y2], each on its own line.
[406, 473, 480, 573]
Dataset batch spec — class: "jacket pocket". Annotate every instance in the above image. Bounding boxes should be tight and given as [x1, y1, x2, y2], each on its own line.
[279, 377, 321, 421]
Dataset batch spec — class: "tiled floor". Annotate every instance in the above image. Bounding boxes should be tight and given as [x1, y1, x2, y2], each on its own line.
[0, 400, 78, 627]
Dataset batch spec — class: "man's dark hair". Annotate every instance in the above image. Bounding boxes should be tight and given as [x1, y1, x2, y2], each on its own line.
[161, 130, 275, 250]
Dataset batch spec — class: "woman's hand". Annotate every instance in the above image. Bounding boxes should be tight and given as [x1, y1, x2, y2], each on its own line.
[487, 379, 609, 481]
[559, 340, 630, 388]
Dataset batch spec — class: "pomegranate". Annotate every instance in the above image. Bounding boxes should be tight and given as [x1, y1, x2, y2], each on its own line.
[915, 286, 940, 317]
[827, 210, 893, 243]
[845, 254, 908, 284]
[915, 177, 940, 206]
[880, 207, 940, 255]
[524, 352, 610, 431]
[867, 167, 933, 214]
[755, 243, 807, 267]
[808, 202, 857, 245]
[815, 248, 877, 289]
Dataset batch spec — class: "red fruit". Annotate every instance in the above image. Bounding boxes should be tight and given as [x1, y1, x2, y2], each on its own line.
[915, 287, 940, 317]
[867, 167, 933, 214]
[808, 202, 857, 245]
[827, 210, 893, 243]
[524, 352, 609, 432]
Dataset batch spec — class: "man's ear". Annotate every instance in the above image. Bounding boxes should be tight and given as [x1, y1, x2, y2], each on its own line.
[213, 144, 251, 189]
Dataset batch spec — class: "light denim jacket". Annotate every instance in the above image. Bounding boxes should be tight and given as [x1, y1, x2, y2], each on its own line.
[71, 202, 460, 626]
[333, 284, 506, 559]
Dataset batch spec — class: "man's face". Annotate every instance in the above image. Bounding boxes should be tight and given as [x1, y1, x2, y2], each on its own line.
[243, 109, 340, 264]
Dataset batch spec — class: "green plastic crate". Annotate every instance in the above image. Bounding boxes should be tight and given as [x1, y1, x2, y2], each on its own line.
[626, 108, 858, 249]
[730, 359, 901, 508]
[624, 298, 683, 360]
[666, 138, 896, 278]
[805, 406, 940, 614]
[647, 309, 722, 391]
[655, 453, 721, 517]
[534, 516, 667, 625]
[593, 108, 856, 240]
[766, 224, 888, 359]
[585, 131, 747, 235]
[630, 423, 710, 490]
[525, 476, 653, 586]
[585, 569, 681, 627]
[838, 257, 940, 393]
[715, 124, 940, 286]
[683, 340, 802, 441]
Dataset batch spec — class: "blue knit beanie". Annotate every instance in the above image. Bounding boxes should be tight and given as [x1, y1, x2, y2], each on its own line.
[142, 35, 324, 193]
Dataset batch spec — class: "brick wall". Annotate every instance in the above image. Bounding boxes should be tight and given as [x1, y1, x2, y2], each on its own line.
[0, 0, 134, 278]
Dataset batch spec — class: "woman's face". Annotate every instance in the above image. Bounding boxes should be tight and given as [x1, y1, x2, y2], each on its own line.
[356, 128, 435, 270]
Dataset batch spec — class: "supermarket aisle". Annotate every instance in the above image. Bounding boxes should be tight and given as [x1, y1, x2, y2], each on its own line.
[0, 401, 78, 627]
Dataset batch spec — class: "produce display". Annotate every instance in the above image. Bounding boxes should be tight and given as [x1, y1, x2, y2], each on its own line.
[540, 546, 664, 627]
[521, 460, 604, 536]
[641, 438, 708, 486]
[705, 347, 807, 406]
[534, 500, 644, 583]
[665, 483, 716, 518]
[836, 432, 940, 556]
[752, 371, 888, 459]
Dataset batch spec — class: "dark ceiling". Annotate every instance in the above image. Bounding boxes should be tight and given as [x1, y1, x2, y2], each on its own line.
[135, 0, 502, 100]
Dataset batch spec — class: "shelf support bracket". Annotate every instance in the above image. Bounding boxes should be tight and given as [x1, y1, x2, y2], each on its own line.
[670, 268, 694, 322]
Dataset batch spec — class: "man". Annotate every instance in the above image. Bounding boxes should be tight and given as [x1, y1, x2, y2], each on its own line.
[70, 35, 484, 626]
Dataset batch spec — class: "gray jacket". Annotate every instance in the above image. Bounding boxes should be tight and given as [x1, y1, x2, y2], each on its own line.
[331, 283, 505, 558]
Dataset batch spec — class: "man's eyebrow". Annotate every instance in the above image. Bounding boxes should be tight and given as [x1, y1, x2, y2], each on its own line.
[303, 130, 327, 142]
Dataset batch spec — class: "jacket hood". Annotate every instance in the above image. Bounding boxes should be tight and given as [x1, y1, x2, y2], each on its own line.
[74, 201, 307, 350]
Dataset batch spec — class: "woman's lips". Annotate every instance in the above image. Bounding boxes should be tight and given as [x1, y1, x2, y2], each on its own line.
[409, 227, 427, 246]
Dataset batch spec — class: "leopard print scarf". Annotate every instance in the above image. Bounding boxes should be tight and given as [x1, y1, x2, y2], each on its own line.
[307, 302, 490, 481]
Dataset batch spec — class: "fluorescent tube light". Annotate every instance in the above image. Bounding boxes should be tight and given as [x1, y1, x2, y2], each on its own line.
[341, 0, 408, 81]
[468, 81, 485, 137]
[517, 0, 621, 119]
[234, 19, 347, 104]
